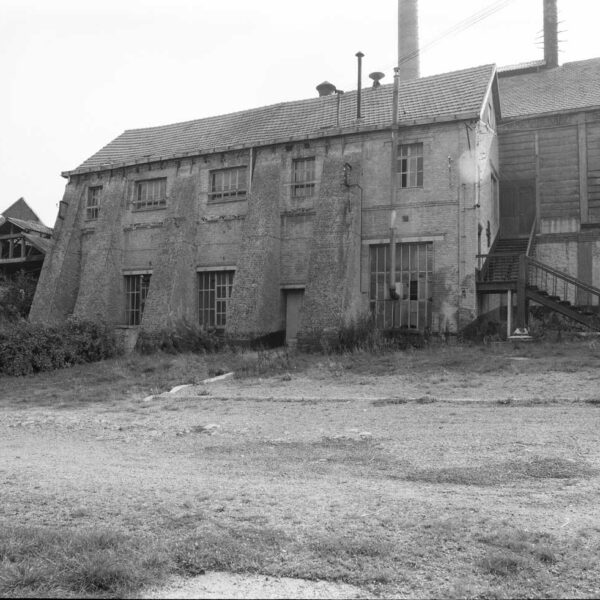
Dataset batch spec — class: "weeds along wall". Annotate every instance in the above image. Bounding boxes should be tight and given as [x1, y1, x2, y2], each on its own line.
[30, 119, 497, 341]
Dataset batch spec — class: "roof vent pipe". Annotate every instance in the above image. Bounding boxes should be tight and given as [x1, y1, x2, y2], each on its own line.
[543, 0, 559, 68]
[356, 51, 364, 119]
[369, 72, 385, 88]
[316, 81, 337, 97]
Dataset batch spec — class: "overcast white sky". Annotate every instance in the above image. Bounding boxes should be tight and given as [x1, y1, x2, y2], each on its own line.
[1, 0, 598, 226]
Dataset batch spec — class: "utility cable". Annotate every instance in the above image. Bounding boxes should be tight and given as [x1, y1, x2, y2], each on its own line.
[399, 0, 519, 66]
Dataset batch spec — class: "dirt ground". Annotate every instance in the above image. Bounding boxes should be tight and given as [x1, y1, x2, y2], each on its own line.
[1, 341, 600, 598]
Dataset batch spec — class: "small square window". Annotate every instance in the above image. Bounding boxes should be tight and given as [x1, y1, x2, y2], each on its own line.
[397, 143, 423, 188]
[86, 186, 102, 220]
[291, 157, 316, 198]
[134, 178, 167, 211]
[209, 167, 247, 202]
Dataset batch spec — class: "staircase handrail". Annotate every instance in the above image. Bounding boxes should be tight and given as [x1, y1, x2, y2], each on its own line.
[476, 252, 521, 259]
[526, 257, 600, 298]
[526, 217, 537, 257]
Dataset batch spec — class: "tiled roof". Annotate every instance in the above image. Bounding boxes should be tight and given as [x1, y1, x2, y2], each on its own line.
[499, 58, 600, 119]
[71, 64, 496, 174]
[498, 59, 546, 75]
[7, 217, 53, 237]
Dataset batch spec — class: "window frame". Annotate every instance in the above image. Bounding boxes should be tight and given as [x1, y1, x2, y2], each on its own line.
[291, 157, 316, 198]
[369, 242, 433, 331]
[198, 270, 235, 331]
[86, 186, 102, 221]
[133, 178, 167, 211]
[124, 273, 151, 326]
[397, 143, 424, 189]
[208, 166, 248, 202]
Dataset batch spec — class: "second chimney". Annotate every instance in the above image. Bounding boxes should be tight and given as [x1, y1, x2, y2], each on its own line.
[543, 0, 559, 68]
[398, 0, 420, 80]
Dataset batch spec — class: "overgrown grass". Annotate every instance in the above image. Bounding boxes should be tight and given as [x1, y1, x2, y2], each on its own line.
[0, 352, 210, 407]
[0, 526, 170, 598]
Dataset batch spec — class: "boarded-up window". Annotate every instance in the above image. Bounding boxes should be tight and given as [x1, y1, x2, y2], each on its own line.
[134, 178, 167, 210]
[397, 143, 423, 188]
[291, 158, 316, 198]
[369, 243, 433, 330]
[125, 274, 151, 326]
[86, 186, 102, 220]
[198, 271, 234, 330]
[209, 167, 247, 201]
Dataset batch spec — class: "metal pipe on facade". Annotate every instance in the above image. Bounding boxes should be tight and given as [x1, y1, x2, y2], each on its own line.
[389, 67, 401, 301]
[355, 51, 364, 119]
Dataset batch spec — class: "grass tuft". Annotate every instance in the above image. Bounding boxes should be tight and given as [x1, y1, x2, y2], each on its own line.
[0, 526, 170, 598]
[479, 550, 528, 576]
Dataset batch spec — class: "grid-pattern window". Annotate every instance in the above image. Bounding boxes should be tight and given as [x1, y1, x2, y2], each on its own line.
[397, 143, 424, 188]
[86, 186, 102, 220]
[134, 178, 167, 210]
[209, 167, 247, 201]
[198, 271, 234, 330]
[124, 274, 151, 326]
[291, 157, 316, 198]
[369, 243, 433, 330]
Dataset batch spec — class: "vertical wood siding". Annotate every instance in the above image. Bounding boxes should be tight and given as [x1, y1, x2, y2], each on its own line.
[538, 126, 580, 219]
[498, 131, 536, 181]
[587, 122, 600, 221]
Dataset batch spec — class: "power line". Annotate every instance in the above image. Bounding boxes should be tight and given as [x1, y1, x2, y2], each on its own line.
[399, 0, 519, 66]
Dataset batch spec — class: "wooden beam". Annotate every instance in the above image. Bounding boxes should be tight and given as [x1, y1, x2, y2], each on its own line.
[578, 122, 589, 224]
[516, 255, 527, 329]
[0, 255, 44, 264]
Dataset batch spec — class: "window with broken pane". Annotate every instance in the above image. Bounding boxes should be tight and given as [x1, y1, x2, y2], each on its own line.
[369, 242, 433, 330]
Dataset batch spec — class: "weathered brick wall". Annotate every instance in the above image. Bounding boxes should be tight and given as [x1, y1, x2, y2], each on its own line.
[358, 121, 482, 332]
[32, 119, 501, 337]
[29, 181, 84, 324]
[140, 174, 200, 331]
[226, 151, 282, 337]
[297, 151, 363, 347]
[72, 177, 127, 325]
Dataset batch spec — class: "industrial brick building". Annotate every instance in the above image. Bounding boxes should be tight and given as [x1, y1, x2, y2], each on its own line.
[30, 0, 600, 344]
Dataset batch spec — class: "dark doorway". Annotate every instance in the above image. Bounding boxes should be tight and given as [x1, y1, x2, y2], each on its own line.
[500, 182, 536, 238]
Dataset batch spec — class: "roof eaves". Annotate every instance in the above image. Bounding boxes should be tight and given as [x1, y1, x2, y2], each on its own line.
[500, 103, 600, 123]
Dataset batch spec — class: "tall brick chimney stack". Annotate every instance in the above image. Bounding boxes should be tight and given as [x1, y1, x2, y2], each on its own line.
[543, 0, 559, 68]
[398, 0, 420, 80]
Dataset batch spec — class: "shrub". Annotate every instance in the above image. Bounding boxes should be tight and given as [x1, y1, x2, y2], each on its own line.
[0, 271, 37, 321]
[335, 313, 427, 353]
[0, 319, 119, 377]
[136, 319, 223, 355]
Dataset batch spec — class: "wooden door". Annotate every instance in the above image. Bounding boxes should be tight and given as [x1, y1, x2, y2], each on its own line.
[500, 182, 536, 237]
[284, 289, 304, 344]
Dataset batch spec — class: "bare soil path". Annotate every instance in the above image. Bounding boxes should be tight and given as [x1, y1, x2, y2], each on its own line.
[1, 342, 600, 598]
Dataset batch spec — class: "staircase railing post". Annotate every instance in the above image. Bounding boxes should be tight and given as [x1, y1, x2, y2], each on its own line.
[516, 254, 528, 331]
